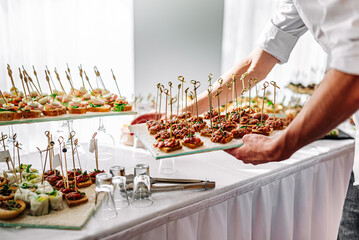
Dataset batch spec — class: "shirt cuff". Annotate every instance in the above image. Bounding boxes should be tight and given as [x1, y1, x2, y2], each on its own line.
[257, 21, 300, 64]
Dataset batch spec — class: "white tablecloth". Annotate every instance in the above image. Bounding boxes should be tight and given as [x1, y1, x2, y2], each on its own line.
[0, 137, 355, 240]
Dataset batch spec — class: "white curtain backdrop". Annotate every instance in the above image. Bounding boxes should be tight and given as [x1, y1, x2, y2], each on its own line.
[222, 0, 328, 105]
[0, 0, 134, 152]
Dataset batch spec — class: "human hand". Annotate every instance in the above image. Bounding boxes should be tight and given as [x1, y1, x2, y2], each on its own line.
[224, 134, 292, 165]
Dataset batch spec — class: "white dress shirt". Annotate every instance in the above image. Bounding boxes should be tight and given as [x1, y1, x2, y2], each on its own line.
[257, 0, 359, 185]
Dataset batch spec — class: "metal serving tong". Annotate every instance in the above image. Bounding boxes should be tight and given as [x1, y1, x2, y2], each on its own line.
[125, 174, 215, 193]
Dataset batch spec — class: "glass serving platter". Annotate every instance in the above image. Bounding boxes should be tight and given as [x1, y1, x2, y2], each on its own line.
[0, 111, 137, 126]
[128, 123, 244, 160]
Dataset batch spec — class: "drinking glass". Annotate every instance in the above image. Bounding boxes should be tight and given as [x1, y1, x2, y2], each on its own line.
[110, 166, 125, 177]
[94, 173, 117, 220]
[159, 158, 176, 175]
[112, 176, 129, 209]
[131, 175, 153, 207]
[134, 164, 150, 176]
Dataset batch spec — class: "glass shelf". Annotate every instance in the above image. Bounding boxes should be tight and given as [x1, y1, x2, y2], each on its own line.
[0, 111, 137, 126]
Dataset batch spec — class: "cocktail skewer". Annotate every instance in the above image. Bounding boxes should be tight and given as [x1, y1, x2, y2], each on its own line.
[207, 85, 213, 128]
[225, 82, 231, 120]
[159, 85, 164, 121]
[240, 73, 248, 108]
[178, 76, 185, 112]
[254, 78, 258, 107]
[185, 87, 189, 126]
[45, 65, 57, 90]
[14, 141, 22, 183]
[155, 84, 160, 121]
[58, 137, 66, 186]
[45, 131, 53, 171]
[248, 79, 253, 112]
[21, 67, 34, 93]
[66, 63, 74, 86]
[260, 81, 269, 124]
[62, 143, 69, 189]
[45, 71, 54, 99]
[0, 91, 8, 105]
[0, 133, 9, 170]
[65, 70, 75, 94]
[94, 66, 106, 90]
[23, 73, 32, 98]
[189, 91, 194, 114]
[69, 131, 77, 188]
[84, 71, 95, 94]
[270, 81, 280, 119]
[78, 65, 86, 90]
[111, 69, 122, 97]
[7, 65, 18, 95]
[32, 66, 43, 94]
[22, 67, 41, 96]
[164, 89, 169, 121]
[74, 139, 82, 172]
[168, 97, 177, 138]
[19, 69, 28, 99]
[168, 82, 173, 118]
[232, 74, 238, 111]
[92, 132, 99, 171]
[54, 68, 67, 93]
[217, 78, 223, 121]
[177, 84, 181, 116]
[190, 80, 201, 120]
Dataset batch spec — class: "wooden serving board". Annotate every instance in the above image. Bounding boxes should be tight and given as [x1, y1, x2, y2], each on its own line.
[128, 123, 244, 160]
[0, 185, 95, 230]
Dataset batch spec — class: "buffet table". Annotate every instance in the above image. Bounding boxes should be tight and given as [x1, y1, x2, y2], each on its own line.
[0, 133, 355, 240]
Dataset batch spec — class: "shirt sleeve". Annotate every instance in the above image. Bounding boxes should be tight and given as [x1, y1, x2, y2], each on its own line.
[257, 0, 308, 64]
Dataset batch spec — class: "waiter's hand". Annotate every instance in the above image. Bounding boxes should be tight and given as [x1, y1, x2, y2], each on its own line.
[225, 134, 291, 165]
[131, 112, 164, 125]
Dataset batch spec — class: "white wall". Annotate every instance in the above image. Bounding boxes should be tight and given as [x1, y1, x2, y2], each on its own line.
[134, 0, 224, 103]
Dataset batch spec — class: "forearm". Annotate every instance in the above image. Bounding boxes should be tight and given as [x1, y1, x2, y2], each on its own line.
[188, 47, 279, 114]
[277, 69, 359, 158]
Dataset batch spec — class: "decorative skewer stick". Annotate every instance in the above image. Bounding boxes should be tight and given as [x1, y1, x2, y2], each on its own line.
[69, 131, 77, 188]
[168, 82, 173, 118]
[215, 87, 223, 122]
[111, 69, 122, 97]
[164, 89, 169, 121]
[23, 74, 32, 98]
[207, 85, 213, 128]
[178, 76, 185, 112]
[66, 63, 74, 86]
[54, 68, 66, 93]
[58, 137, 66, 186]
[10, 140, 19, 184]
[78, 65, 86, 90]
[94, 66, 106, 90]
[14, 141, 22, 183]
[159, 85, 164, 121]
[168, 97, 177, 138]
[45, 131, 53, 171]
[225, 82, 231, 120]
[7, 65, 18, 95]
[190, 80, 201, 120]
[19, 69, 28, 99]
[45, 71, 53, 99]
[240, 72, 248, 108]
[62, 143, 69, 189]
[217, 78, 223, 120]
[231, 74, 236, 110]
[45, 65, 57, 90]
[22, 67, 34, 93]
[84, 71, 95, 93]
[65, 70, 75, 93]
[254, 78, 259, 108]
[270, 81, 280, 119]
[260, 81, 269, 124]
[185, 87, 189, 126]
[23, 69, 41, 96]
[74, 139, 82, 172]
[0, 91, 8, 105]
[189, 91, 194, 114]
[92, 132, 99, 171]
[177, 84, 181, 116]
[0, 133, 9, 170]
[32, 66, 43, 94]
[248, 79, 253, 112]
[155, 84, 160, 121]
